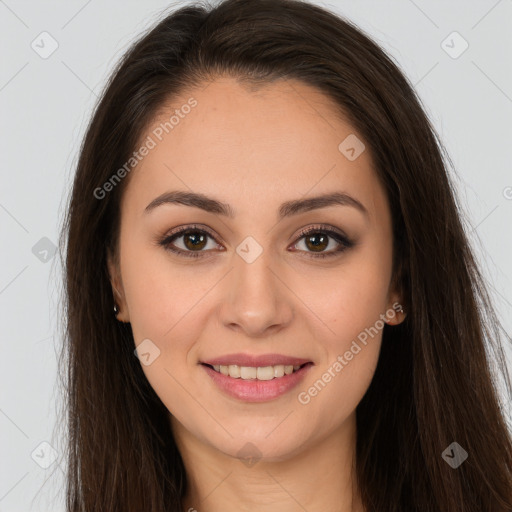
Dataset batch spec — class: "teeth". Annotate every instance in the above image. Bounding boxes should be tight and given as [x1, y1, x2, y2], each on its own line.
[228, 365, 240, 378]
[211, 363, 303, 380]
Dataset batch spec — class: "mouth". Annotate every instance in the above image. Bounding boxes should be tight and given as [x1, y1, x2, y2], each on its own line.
[201, 362, 313, 380]
[200, 361, 314, 402]
[199, 353, 314, 402]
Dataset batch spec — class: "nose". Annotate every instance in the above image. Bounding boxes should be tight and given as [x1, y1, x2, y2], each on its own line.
[218, 249, 294, 338]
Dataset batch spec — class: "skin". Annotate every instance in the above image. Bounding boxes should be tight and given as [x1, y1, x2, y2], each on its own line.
[108, 77, 406, 512]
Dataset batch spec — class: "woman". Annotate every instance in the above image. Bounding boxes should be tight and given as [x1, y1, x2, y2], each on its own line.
[59, 0, 512, 510]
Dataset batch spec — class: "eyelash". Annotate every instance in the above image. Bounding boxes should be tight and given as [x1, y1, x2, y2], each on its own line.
[158, 223, 355, 260]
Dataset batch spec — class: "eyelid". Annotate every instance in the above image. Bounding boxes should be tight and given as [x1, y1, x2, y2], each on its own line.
[289, 224, 354, 258]
[293, 223, 349, 242]
[163, 223, 219, 241]
[158, 223, 354, 258]
[158, 223, 223, 257]
[161, 223, 348, 243]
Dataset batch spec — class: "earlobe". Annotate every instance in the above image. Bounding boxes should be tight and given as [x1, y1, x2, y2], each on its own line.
[384, 282, 407, 326]
[386, 261, 407, 325]
[107, 250, 130, 323]
[386, 303, 407, 325]
[385, 295, 407, 325]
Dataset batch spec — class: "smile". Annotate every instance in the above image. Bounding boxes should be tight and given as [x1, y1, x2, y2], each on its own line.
[205, 363, 306, 380]
[200, 361, 314, 402]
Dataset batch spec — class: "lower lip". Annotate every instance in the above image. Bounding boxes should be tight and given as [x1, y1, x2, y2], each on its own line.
[201, 363, 313, 403]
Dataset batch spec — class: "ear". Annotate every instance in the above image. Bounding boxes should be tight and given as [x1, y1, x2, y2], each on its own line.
[107, 249, 130, 323]
[385, 260, 407, 326]
[384, 292, 407, 326]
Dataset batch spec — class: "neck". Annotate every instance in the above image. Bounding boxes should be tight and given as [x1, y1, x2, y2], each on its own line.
[171, 412, 364, 512]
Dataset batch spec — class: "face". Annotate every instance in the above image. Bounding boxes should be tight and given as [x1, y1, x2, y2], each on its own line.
[108, 77, 404, 462]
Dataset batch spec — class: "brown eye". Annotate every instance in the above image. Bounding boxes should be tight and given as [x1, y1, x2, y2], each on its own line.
[158, 224, 354, 260]
[291, 226, 355, 259]
[182, 231, 208, 251]
[159, 225, 221, 258]
[303, 232, 329, 252]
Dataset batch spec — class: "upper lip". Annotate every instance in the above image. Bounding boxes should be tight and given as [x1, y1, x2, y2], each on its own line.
[201, 353, 312, 367]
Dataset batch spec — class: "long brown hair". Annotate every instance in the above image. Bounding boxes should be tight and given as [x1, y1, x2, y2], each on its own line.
[58, 0, 512, 510]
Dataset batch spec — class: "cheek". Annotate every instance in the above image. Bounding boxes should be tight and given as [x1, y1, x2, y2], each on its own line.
[120, 246, 213, 416]
[296, 338, 381, 435]
[294, 274, 387, 427]
[120, 235, 202, 341]
[294, 243, 392, 345]
[291, 246, 390, 414]
[120, 240, 221, 388]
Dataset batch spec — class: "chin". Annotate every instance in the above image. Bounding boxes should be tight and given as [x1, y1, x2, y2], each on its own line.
[211, 428, 307, 464]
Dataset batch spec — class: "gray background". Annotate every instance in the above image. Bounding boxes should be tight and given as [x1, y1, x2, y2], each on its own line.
[1, 0, 511, 510]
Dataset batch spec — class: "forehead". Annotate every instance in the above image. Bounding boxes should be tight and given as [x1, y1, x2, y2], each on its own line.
[122, 77, 386, 222]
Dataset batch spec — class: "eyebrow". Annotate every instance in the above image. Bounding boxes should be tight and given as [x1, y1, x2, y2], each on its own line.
[144, 190, 369, 220]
